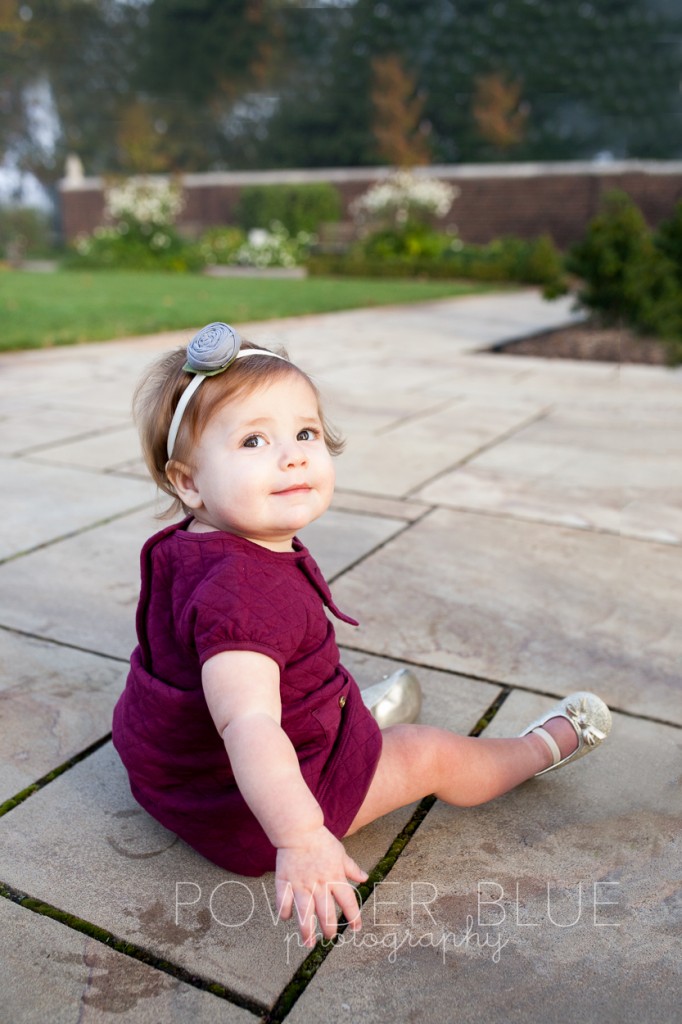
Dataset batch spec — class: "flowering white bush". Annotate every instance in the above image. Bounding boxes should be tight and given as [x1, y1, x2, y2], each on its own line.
[68, 177, 202, 271]
[235, 221, 312, 268]
[351, 171, 459, 226]
[105, 177, 184, 228]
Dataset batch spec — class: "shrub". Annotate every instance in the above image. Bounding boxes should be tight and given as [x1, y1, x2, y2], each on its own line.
[446, 235, 567, 292]
[0, 205, 54, 261]
[235, 184, 342, 235]
[567, 190, 682, 361]
[655, 200, 682, 283]
[234, 222, 313, 268]
[567, 191, 662, 322]
[64, 176, 204, 272]
[359, 222, 453, 262]
[350, 171, 458, 228]
[199, 226, 246, 266]
[311, 230, 567, 294]
[66, 225, 205, 273]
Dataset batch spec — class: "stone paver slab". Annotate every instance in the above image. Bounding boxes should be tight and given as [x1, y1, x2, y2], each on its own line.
[2, 459, 154, 562]
[339, 649, 502, 733]
[0, 506, 410, 659]
[0, 336, 185, 418]
[0, 506, 159, 659]
[0, 898, 255, 1024]
[0, 744, 414, 1008]
[299, 508, 406, 581]
[415, 406, 682, 543]
[332, 490, 431, 522]
[25, 425, 142, 473]
[0, 669, 496, 1008]
[335, 399, 545, 498]
[288, 692, 681, 1024]
[331, 508, 681, 724]
[0, 406, 128, 457]
[427, 351, 622, 404]
[0, 631, 126, 802]
[248, 292, 582, 363]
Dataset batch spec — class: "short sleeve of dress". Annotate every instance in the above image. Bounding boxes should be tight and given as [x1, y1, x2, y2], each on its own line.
[184, 553, 307, 671]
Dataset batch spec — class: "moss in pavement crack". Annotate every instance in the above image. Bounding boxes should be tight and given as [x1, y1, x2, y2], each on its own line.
[0, 734, 113, 819]
[265, 685, 512, 1022]
[0, 882, 268, 1017]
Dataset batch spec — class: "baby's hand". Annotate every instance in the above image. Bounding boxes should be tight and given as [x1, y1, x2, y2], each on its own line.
[275, 826, 368, 948]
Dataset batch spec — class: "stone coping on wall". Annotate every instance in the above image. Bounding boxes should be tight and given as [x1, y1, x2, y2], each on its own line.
[58, 159, 682, 192]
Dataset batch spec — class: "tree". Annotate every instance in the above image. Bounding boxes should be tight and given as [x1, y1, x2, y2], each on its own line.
[422, 0, 682, 162]
[371, 54, 430, 166]
[140, 0, 276, 106]
[3, 0, 681, 184]
[0, 1, 45, 188]
[472, 72, 527, 152]
[1, 0, 146, 185]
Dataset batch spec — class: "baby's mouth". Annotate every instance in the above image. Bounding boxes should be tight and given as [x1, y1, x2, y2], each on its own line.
[274, 484, 312, 496]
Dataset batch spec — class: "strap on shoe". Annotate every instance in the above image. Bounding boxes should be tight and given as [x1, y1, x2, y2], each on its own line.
[530, 726, 561, 767]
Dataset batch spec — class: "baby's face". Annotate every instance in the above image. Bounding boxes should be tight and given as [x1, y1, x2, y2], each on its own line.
[186, 374, 335, 550]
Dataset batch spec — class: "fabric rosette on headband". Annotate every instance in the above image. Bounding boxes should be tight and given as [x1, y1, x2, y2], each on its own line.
[182, 321, 242, 376]
[166, 321, 286, 460]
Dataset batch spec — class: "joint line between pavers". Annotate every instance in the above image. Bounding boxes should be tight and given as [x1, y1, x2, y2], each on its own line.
[505, 681, 682, 730]
[333, 485, 435, 515]
[0, 733, 114, 819]
[0, 881, 268, 1018]
[332, 495, 434, 523]
[337, 643, 513, 692]
[402, 404, 553, 499]
[263, 686, 511, 1024]
[326, 506, 434, 586]
[12, 422, 135, 459]
[407, 499, 682, 548]
[0, 622, 129, 665]
[374, 396, 460, 437]
[0, 500, 157, 566]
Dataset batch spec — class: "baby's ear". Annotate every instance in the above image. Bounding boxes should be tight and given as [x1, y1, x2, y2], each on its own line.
[165, 460, 203, 509]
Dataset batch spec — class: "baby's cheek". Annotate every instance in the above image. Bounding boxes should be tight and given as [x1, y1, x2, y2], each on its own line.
[322, 454, 336, 495]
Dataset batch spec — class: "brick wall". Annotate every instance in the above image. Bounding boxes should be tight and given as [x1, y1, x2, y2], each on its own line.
[59, 161, 682, 249]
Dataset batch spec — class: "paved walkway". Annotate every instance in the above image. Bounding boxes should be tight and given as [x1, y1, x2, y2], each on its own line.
[0, 290, 680, 1023]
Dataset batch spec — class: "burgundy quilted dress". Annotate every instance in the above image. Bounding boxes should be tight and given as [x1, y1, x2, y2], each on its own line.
[112, 518, 382, 876]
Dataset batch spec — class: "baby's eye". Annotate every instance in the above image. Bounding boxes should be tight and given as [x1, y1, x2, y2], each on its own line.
[242, 434, 266, 448]
[297, 428, 319, 441]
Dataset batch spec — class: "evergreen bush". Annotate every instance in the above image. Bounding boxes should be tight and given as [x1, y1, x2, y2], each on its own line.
[655, 201, 682, 283]
[233, 183, 339, 234]
[567, 191, 682, 362]
[235, 184, 342, 235]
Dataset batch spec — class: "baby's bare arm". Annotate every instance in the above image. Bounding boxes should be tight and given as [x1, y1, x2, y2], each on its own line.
[202, 650, 367, 946]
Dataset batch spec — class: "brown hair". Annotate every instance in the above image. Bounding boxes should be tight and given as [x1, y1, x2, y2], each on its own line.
[133, 340, 344, 518]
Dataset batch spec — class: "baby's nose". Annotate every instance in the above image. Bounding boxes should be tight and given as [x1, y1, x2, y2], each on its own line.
[281, 440, 307, 466]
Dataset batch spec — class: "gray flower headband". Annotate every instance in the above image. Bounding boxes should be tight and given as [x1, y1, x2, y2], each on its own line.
[166, 322, 286, 459]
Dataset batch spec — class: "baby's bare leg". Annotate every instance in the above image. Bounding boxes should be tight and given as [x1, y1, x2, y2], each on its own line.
[345, 720, 576, 836]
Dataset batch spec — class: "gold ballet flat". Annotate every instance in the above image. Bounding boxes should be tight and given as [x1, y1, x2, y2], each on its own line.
[361, 668, 422, 729]
[520, 691, 612, 777]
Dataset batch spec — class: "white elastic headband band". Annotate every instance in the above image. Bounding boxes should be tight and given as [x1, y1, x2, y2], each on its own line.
[166, 348, 286, 460]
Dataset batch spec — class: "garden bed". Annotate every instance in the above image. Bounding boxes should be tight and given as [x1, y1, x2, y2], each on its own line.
[489, 320, 670, 365]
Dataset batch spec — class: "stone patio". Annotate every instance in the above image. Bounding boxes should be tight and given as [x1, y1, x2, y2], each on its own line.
[1, 290, 680, 1023]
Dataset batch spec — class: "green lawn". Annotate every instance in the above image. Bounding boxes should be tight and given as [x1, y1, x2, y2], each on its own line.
[0, 269, 493, 351]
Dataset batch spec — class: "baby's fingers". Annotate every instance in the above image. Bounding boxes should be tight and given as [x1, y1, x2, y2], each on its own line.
[294, 887, 319, 948]
[343, 853, 369, 887]
[275, 877, 294, 922]
[333, 879, 363, 933]
[314, 884, 339, 943]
